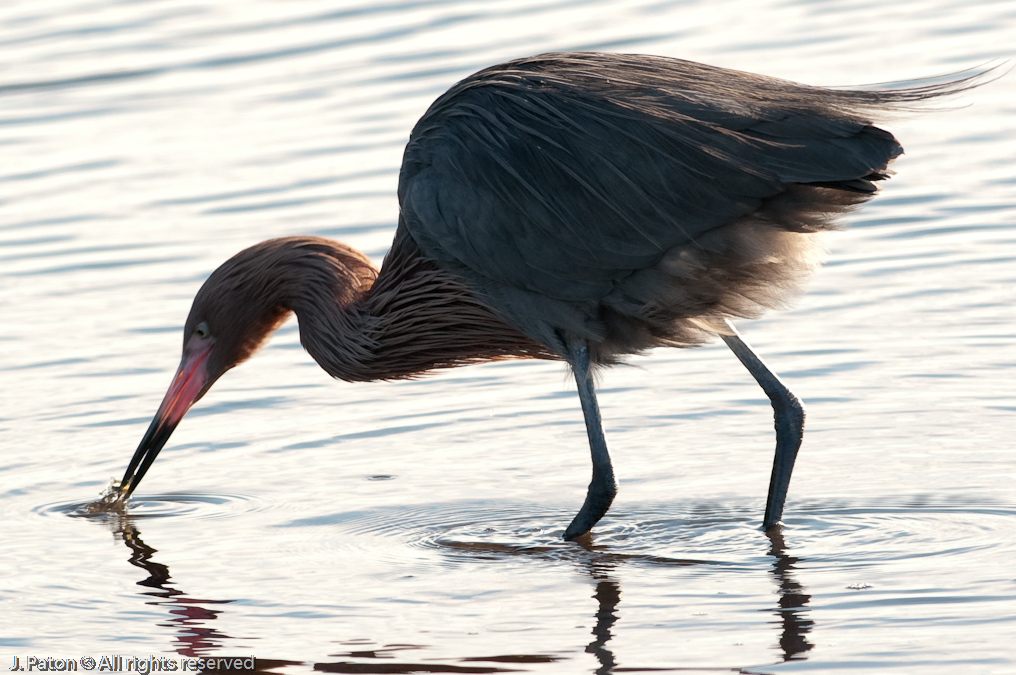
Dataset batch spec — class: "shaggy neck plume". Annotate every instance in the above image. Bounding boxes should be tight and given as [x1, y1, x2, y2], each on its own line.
[263, 230, 554, 382]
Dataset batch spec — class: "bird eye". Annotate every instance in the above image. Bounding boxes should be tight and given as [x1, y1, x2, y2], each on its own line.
[194, 321, 210, 339]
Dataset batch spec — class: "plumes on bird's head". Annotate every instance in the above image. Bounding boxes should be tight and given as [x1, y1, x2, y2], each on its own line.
[184, 237, 378, 378]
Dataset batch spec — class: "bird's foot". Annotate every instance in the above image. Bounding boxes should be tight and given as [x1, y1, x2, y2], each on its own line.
[563, 481, 617, 540]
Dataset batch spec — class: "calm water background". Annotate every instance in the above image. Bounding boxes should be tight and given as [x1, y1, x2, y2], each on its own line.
[2, 1, 1015, 672]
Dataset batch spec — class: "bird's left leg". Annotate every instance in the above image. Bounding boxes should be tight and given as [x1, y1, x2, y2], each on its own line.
[563, 339, 618, 541]
[720, 319, 805, 529]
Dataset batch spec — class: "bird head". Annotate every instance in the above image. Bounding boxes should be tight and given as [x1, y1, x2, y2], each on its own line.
[116, 242, 294, 502]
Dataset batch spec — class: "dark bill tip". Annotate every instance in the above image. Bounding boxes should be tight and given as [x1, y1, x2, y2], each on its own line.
[118, 414, 182, 501]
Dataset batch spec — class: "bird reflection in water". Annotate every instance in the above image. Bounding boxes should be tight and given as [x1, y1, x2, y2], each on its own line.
[98, 519, 301, 672]
[582, 558, 621, 675]
[765, 526, 814, 661]
[429, 526, 814, 673]
[90, 511, 811, 672]
[113, 520, 236, 658]
[574, 530, 814, 672]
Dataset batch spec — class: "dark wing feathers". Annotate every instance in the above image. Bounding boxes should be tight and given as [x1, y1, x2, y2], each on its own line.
[396, 52, 964, 354]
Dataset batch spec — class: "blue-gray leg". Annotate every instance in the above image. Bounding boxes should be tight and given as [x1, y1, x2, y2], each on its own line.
[564, 339, 618, 540]
[720, 319, 805, 529]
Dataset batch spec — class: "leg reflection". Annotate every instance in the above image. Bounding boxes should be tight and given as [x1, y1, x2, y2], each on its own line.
[99, 519, 810, 670]
[586, 566, 621, 675]
[438, 536, 625, 673]
[765, 526, 814, 661]
[570, 536, 623, 675]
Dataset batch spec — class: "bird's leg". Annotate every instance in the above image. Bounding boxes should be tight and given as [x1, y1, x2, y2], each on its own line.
[720, 319, 805, 529]
[563, 339, 618, 541]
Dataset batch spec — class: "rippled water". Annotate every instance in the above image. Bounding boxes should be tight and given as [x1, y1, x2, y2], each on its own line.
[2, 0, 1015, 673]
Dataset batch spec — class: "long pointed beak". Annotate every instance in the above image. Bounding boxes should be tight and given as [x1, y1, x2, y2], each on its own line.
[118, 344, 213, 501]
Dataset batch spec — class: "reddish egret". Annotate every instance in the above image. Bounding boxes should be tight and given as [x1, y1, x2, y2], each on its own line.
[117, 52, 980, 539]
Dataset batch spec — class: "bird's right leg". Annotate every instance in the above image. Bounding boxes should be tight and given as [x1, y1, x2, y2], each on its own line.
[563, 339, 618, 541]
[720, 319, 805, 529]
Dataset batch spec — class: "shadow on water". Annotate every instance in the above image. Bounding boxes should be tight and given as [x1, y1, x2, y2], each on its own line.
[78, 504, 812, 674]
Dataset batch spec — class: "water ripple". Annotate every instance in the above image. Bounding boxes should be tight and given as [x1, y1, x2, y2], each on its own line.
[271, 496, 1016, 576]
[37, 491, 268, 522]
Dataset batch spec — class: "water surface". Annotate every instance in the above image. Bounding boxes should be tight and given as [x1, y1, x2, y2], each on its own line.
[2, 0, 1015, 672]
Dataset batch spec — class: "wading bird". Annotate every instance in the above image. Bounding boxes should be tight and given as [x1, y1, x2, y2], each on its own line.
[117, 52, 980, 539]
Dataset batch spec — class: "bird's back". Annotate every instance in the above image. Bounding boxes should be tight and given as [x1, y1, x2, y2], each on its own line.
[394, 52, 963, 362]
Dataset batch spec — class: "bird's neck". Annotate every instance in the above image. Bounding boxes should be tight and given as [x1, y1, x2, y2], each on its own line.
[289, 229, 554, 382]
